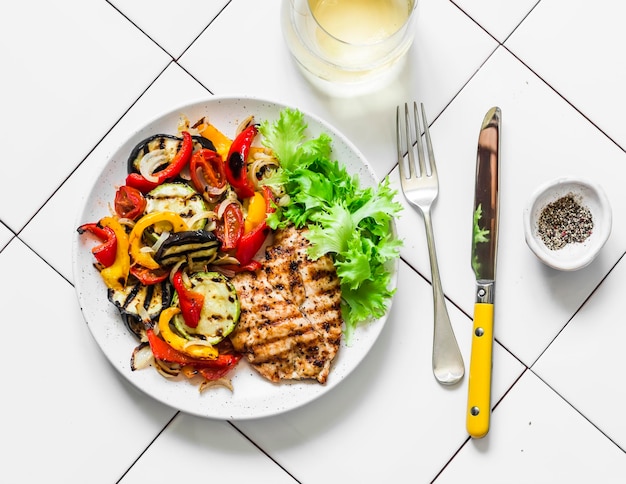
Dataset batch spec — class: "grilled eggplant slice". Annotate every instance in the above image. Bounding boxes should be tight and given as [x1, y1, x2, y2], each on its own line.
[155, 230, 220, 267]
[170, 271, 240, 345]
[128, 134, 215, 174]
[145, 182, 209, 231]
[124, 314, 147, 341]
[108, 279, 173, 323]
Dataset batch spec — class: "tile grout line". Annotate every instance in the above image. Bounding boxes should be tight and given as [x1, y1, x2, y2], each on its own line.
[228, 421, 303, 483]
[529, 369, 626, 455]
[115, 411, 180, 483]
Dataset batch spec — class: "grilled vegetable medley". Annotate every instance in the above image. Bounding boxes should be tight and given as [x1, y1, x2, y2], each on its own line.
[78, 107, 402, 391]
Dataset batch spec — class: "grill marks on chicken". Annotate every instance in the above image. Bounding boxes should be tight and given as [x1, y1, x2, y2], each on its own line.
[229, 226, 343, 384]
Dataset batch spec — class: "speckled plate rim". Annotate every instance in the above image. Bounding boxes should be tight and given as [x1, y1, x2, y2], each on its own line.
[72, 95, 398, 420]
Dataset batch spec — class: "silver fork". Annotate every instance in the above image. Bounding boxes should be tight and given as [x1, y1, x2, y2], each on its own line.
[396, 102, 464, 385]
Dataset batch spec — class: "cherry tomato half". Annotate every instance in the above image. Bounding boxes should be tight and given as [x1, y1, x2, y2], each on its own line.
[189, 149, 227, 197]
[130, 265, 169, 285]
[214, 203, 244, 251]
[114, 185, 147, 220]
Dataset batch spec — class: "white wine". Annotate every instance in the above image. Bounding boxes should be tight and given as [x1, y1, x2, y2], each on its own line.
[281, 0, 417, 96]
[309, 0, 412, 45]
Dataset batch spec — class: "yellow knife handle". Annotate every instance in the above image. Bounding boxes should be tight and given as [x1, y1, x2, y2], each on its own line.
[466, 302, 494, 438]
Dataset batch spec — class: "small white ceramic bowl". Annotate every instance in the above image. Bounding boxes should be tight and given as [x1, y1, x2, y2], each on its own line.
[523, 177, 612, 271]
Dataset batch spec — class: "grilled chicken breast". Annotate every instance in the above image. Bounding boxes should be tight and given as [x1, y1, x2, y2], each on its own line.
[229, 225, 343, 384]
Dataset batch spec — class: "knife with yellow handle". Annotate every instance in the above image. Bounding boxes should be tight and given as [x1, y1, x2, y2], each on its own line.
[466, 107, 500, 439]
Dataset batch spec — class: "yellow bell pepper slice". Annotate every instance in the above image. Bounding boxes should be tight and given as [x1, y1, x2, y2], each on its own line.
[158, 307, 219, 360]
[244, 191, 266, 234]
[99, 216, 130, 291]
[199, 123, 232, 161]
[129, 211, 188, 270]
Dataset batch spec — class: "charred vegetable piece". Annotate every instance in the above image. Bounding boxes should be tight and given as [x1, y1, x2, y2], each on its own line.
[127, 134, 215, 174]
[124, 314, 148, 341]
[169, 271, 240, 346]
[125, 131, 193, 192]
[145, 182, 209, 231]
[225, 124, 258, 199]
[154, 230, 220, 267]
[108, 279, 173, 322]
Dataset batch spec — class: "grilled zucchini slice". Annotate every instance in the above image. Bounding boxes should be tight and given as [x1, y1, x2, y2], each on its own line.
[170, 271, 239, 345]
[145, 182, 209, 230]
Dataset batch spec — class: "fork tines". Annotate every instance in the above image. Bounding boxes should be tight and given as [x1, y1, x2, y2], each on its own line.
[397, 102, 436, 180]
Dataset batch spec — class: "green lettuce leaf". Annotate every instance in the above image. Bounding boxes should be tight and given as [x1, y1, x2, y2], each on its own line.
[259, 108, 403, 339]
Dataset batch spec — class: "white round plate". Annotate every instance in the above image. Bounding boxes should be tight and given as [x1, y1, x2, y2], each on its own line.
[72, 96, 398, 420]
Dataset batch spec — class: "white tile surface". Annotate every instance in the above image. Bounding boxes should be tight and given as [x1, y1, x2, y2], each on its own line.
[452, 0, 540, 42]
[118, 414, 298, 483]
[109, 0, 230, 58]
[1, 0, 170, 233]
[436, 371, 626, 483]
[5, 0, 626, 481]
[0, 239, 176, 483]
[506, 0, 626, 150]
[0, 222, 12, 252]
[534, 254, 626, 450]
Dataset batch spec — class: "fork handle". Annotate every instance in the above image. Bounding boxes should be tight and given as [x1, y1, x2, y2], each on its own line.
[423, 210, 465, 385]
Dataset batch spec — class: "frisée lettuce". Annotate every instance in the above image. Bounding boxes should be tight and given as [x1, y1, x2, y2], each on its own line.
[259, 108, 403, 339]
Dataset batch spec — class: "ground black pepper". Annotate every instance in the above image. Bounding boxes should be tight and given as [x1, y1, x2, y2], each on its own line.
[537, 194, 593, 250]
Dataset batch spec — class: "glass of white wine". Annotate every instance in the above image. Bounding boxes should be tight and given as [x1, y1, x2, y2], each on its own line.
[281, 0, 418, 96]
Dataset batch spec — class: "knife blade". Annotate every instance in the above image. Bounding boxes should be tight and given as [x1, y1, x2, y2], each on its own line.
[466, 106, 501, 439]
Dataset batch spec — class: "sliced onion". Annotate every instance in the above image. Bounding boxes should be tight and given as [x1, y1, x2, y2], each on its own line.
[168, 260, 186, 284]
[235, 115, 254, 136]
[136, 302, 151, 324]
[130, 342, 154, 371]
[183, 340, 215, 349]
[117, 217, 136, 229]
[181, 271, 191, 287]
[216, 192, 241, 219]
[186, 210, 216, 231]
[211, 266, 236, 278]
[199, 378, 233, 393]
[139, 150, 168, 182]
[139, 246, 155, 253]
[154, 359, 180, 378]
[194, 164, 229, 200]
[211, 254, 240, 265]
[177, 114, 191, 134]
[151, 230, 170, 253]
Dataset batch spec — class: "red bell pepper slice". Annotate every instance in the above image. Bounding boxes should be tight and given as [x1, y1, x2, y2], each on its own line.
[190, 148, 226, 196]
[218, 260, 262, 273]
[126, 131, 193, 193]
[146, 329, 241, 372]
[130, 265, 169, 285]
[231, 186, 275, 265]
[262, 185, 277, 214]
[172, 271, 204, 328]
[235, 221, 270, 266]
[77, 222, 118, 267]
[114, 185, 147, 220]
[225, 124, 257, 199]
